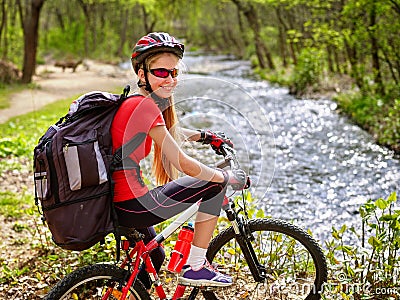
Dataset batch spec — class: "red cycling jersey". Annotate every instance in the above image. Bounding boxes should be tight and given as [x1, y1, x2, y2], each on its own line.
[111, 95, 165, 201]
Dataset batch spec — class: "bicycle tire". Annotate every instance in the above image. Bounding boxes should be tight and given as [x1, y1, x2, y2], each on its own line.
[44, 263, 150, 300]
[201, 218, 327, 300]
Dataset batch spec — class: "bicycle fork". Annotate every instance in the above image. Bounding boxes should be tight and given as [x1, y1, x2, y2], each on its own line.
[222, 198, 266, 282]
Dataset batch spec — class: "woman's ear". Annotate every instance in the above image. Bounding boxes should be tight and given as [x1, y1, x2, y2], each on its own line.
[137, 68, 145, 81]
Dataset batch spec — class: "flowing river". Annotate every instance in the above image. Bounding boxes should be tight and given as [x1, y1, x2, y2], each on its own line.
[166, 54, 399, 242]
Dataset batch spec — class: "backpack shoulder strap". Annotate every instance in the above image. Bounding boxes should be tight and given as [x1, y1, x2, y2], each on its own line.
[112, 132, 147, 166]
[112, 88, 146, 165]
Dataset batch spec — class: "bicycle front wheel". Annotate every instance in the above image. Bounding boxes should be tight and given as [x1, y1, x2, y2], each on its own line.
[44, 263, 150, 300]
[204, 218, 327, 300]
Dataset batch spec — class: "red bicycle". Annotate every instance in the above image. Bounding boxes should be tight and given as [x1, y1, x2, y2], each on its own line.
[45, 145, 327, 299]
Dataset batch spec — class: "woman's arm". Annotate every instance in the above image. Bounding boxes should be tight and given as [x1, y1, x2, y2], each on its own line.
[149, 125, 225, 183]
[180, 127, 201, 142]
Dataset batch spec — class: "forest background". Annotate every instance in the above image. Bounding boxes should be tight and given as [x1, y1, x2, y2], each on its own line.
[0, 0, 399, 152]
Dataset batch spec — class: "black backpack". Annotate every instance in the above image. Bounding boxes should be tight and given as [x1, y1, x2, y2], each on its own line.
[34, 86, 145, 252]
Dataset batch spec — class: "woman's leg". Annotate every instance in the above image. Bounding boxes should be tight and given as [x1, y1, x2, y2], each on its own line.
[115, 176, 225, 228]
[192, 212, 218, 248]
[184, 212, 218, 270]
[114, 176, 230, 287]
[154, 178, 225, 269]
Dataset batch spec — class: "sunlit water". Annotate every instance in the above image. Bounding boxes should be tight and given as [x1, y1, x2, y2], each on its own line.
[172, 54, 400, 242]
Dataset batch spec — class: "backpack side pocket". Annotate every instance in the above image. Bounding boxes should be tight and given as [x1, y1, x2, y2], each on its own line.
[34, 158, 49, 201]
[63, 132, 108, 191]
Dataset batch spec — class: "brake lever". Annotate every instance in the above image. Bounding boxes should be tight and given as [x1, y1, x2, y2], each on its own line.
[220, 144, 240, 169]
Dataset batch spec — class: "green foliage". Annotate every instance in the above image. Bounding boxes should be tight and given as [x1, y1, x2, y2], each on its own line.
[0, 191, 32, 218]
[44, 21, 86, 58]
[42, 18, 128, 62]
[335, 91, 400, 152]
[0, 24, 24, 68]
[1, 0, 398, 151]
[256, 62, 293, 86]
[0, 98, 71, 158]
[325, 192, 400, 299]
[290, 47, 325, 96]
[1, 264, 30, 285]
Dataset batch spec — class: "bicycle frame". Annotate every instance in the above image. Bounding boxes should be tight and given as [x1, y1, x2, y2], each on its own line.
[109, 201, 200, 300]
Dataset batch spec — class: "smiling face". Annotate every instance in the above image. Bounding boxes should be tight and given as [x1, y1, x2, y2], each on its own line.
[138, 52, 180, 99]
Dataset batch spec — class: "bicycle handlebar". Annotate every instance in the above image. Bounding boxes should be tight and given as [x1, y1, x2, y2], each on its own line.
[215, 144, 240, 170]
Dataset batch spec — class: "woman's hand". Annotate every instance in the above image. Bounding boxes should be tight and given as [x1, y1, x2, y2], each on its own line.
[227, 169, 249, 190]
[198, 130, 234, 155]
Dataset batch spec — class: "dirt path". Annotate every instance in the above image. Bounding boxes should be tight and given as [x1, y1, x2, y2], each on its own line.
[0, 60, 133, 124]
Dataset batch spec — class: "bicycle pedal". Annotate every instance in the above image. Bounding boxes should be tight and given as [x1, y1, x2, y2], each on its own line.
[177, 281, 225, 290]
[178, 283, 219, 290]
[199, 286, 218, 291]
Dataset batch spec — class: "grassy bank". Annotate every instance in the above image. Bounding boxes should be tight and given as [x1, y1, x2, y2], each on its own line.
[335, 92, 400, 153]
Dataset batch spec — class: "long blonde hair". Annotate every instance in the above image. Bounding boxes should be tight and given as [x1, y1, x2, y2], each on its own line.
[144, 53, 180, 185]
[153, 104, 179, 185]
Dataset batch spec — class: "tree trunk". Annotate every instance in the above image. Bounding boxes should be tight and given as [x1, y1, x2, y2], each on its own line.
[389, 0, 400, 15]
[231, 0, 275, 70]
[382, 47, 399, 86]
[77, 0, 90, 57]
[369, 2, 384, 95]
[275, 7, 290, 67]
[0, 0, 7, 58]
[275, 6, 297, 65]
[277, 25, 287, 67]
[141, 4, 156, 33]
[116, 8, 128, 58]
[19, 0, 46, 84]
[0, 0, 5, 42]
[344, 36, 364, 92]
[326, 46, 335, 73]
[334, 48, 343, 74]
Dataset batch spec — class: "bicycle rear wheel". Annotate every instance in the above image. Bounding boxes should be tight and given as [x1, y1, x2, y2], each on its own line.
[202, 218, 327, 300]
[44, 263, 150, 300]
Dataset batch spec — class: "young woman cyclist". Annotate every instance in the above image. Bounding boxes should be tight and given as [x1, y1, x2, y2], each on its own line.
[111, 32, 247, 289]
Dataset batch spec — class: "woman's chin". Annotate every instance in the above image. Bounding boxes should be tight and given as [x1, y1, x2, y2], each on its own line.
[154, 89, 174, 99]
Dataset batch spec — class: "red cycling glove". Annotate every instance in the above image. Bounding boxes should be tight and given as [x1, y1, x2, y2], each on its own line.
[198, 130, 234, 155]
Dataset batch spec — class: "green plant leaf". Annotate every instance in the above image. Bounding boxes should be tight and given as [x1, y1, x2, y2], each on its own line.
[368, 236, 382, 249]
[387, 191, 397, 203]
[380, 214, 397, 221]
[339, 224, 347, 234]
[375, 198, 388, 210]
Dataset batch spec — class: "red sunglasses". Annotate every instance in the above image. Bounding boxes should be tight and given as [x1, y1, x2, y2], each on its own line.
[150, 68, 179, 78]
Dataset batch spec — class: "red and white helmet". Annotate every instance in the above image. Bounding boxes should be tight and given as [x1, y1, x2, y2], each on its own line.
[131, 32, 184, 74]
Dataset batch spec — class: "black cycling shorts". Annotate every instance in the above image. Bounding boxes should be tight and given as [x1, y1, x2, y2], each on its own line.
[115, 176, 226, 228]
